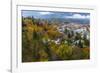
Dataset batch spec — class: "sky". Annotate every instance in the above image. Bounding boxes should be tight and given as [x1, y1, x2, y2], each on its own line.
[22, 10, 90, 20]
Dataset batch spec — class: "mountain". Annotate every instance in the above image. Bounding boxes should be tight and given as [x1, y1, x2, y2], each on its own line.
[40, 17, 90, 24]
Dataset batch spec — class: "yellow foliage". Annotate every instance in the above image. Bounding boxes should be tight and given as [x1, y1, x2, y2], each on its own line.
[38, 50, 49, 61]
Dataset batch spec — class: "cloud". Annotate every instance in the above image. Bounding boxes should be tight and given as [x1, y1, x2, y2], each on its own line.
[39, 12, 53, 15]
[65, 14, 90, 19]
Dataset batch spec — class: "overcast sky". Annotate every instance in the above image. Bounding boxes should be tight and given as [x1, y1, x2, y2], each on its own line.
[22, 10, 90, 19]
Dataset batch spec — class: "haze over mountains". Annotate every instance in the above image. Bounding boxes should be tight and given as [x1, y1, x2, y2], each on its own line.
[41, 18, 90, 24]
[22, 10, 90, 24]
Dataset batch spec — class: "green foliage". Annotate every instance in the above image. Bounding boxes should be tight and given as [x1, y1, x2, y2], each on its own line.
[56, 43, 73, 60]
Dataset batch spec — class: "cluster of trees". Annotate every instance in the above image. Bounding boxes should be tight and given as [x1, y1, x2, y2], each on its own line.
[22, 17, 90, 62]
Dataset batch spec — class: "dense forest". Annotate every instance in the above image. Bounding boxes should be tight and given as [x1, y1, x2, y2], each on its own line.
[22, 16, 90, 62]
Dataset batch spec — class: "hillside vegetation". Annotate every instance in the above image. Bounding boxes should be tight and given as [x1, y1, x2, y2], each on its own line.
[22, 17, 90, 62]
